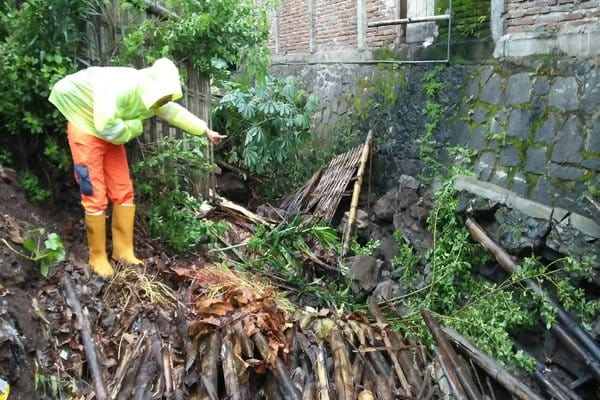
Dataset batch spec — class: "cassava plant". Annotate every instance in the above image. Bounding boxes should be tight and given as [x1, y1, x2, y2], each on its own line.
[213, 75, 320, 196]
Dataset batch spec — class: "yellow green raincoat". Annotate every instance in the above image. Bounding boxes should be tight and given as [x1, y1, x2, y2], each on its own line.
[48, 58, 208, 144]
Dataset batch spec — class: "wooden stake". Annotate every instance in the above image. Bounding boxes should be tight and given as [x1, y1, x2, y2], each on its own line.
[342, 131, 373, 256]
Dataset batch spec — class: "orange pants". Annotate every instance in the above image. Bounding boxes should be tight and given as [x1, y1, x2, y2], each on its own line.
[67, 123, 134, 213]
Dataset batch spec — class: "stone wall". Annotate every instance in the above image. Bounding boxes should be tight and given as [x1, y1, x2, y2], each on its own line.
[454, 58, 600, 216]
[271, 56, 600, 218]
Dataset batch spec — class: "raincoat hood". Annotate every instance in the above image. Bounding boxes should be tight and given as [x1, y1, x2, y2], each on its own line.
[140, 58, 183, 109]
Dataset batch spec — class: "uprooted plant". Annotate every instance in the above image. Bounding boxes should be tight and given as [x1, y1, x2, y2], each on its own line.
[212, 217, 356, 307]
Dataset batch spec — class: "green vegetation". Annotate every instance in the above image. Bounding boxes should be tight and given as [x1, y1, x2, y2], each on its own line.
[243, 219, 353, 306]
[118, 0, 274, 83]
[133, 137, 228, 253]
[419, 65, 447, 179]
[213, 75, 320, 179]
[0, 149, 12, 165]
[0, 0, 276, 196]
[0, 0, 94, 182]
[215, 75, 321, 199]
[35, 371, 79, 400]
[2, 227, 66, 276]
[386, 171, 599, 369]
[19, 171, 51, 204]
[436, 0, 491, 40]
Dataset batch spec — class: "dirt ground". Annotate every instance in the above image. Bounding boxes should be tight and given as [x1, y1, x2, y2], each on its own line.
[0, 170, 110, 399]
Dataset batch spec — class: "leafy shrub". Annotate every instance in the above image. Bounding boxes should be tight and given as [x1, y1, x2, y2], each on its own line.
[19, 171, 51, 204]
[0, 149, 12, 165]
[118, 0, 274, 83]
[0, 0, 97, 171]
[133, 137, 227, 252]
[146, 190, 228, 253]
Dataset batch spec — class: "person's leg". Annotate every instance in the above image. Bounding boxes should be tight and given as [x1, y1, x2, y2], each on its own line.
[66, 123, 113, 276]
[104, 143, 143, 265]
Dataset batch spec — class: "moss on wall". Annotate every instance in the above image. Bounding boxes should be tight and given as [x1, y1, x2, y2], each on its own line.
[437, 0, 491, 40]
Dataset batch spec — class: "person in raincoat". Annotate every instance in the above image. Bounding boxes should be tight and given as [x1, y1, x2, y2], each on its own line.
[49, 58, 226, 277]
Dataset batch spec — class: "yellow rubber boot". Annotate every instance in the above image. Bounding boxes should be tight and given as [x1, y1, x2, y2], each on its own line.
[111, 204, 143, 265]
[84, 213, 114, 277]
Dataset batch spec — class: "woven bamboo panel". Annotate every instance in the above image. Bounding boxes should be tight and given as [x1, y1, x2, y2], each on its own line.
[280, 145, 364, 222]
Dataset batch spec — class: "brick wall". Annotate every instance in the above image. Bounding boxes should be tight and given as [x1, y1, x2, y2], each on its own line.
[366, 0, 402, 48]
[314, 0, 357, 48]
[269, 0, 491, 57]
[505, 0, 600, 34]
[278, 0, 310, 54]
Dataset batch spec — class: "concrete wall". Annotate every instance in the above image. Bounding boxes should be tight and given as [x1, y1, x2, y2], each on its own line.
[495, 0, 600, 57]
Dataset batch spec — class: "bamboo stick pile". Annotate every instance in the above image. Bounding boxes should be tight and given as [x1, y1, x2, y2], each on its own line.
[50, 221, 600, 399]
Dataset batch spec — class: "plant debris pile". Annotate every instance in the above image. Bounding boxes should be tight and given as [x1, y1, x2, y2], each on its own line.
[2, 166, 600, 399]
[46, 263, 441, 399]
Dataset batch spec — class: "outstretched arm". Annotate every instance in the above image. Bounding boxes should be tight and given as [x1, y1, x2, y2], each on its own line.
[156, 102, 226, 145]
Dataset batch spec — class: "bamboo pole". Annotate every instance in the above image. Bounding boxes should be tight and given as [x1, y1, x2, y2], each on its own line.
[465, 218, 600, 380]
[328, 327, 355, 400]
[342, 130, 374, 256]
[210, 190, 274, 227]
[441, 326, 545, 400]
[61, 276, 107, 400]
[421, 309, 476, 400]
[221, 337, 242, 400]
[357, 390, 375, 400]
[314, 342, 331, 400]
[368, 297, 412, 396]
[199, 332, 221, 400]
[253, 332, 302, 400]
